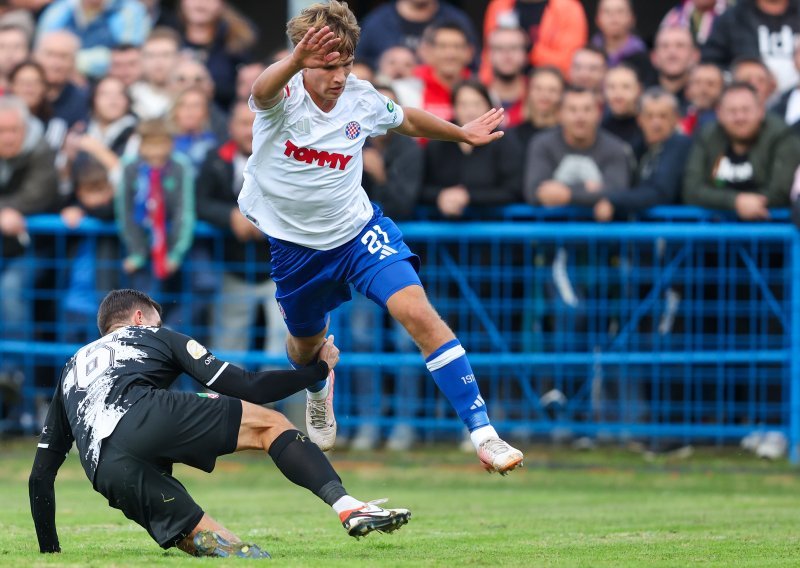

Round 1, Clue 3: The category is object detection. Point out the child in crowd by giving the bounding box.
[60,157,119,343]
[115,119,196,325]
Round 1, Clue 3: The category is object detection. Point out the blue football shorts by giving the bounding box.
[269,204,421,337]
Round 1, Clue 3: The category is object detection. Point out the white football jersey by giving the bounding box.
[239,72,405,250]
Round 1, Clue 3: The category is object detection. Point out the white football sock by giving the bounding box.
[332,495,364,515]
[307,380,329,400]
[470,425,499,450]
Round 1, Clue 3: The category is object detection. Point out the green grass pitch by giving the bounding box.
[3,441,800,567]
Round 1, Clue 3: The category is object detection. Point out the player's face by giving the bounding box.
[303,56,354,103]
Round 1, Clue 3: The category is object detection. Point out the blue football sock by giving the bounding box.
[425,339,490,432]
[287,350,327,393]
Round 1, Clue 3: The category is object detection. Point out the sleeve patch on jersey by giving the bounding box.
[387,100,395,112]
[186,339,208,360]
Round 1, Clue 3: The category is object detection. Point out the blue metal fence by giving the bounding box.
[1,210,799,461]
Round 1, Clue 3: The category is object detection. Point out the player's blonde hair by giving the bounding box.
[287,1,360,59]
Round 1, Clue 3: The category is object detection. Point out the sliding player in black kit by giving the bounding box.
[29,289,410,559]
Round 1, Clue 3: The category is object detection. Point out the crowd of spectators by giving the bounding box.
[2,0,800,446]
[352,0,800,225]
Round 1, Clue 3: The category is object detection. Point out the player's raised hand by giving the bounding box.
[461,108,505,146]
[318,335,340,370]
[292,26,342,69]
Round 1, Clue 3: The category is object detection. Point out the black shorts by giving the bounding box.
[94,388,242,549]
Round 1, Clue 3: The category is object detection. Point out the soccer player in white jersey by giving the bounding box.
[239,0,523,474]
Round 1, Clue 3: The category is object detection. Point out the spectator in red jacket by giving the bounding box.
[414,21,473,121]
[480,0,588,82]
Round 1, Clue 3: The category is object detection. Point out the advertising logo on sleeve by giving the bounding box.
[186,339,208,360]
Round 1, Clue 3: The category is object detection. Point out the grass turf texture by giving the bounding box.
[2,441,800,567]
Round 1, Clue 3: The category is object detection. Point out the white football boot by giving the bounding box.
[339,499,411,538]
[477,437,524,475]
[306,370,337,451]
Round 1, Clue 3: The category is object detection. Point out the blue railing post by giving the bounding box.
[1,211,798,450]
[790,230,800,464]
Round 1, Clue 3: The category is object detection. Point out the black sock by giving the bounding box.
[268,430,348,506]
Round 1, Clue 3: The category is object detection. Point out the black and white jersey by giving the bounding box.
[39,326,229,481]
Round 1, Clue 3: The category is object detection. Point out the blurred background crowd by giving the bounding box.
[1,0,799,453]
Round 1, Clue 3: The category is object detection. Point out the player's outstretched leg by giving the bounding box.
[387,285,524,474]
[286,331,337,451]
[237,401,411,537]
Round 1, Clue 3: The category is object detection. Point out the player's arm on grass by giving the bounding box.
[29,375,74,553]
[393,106,505,147]
[251,25,342,110]
[161,328,339,404]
